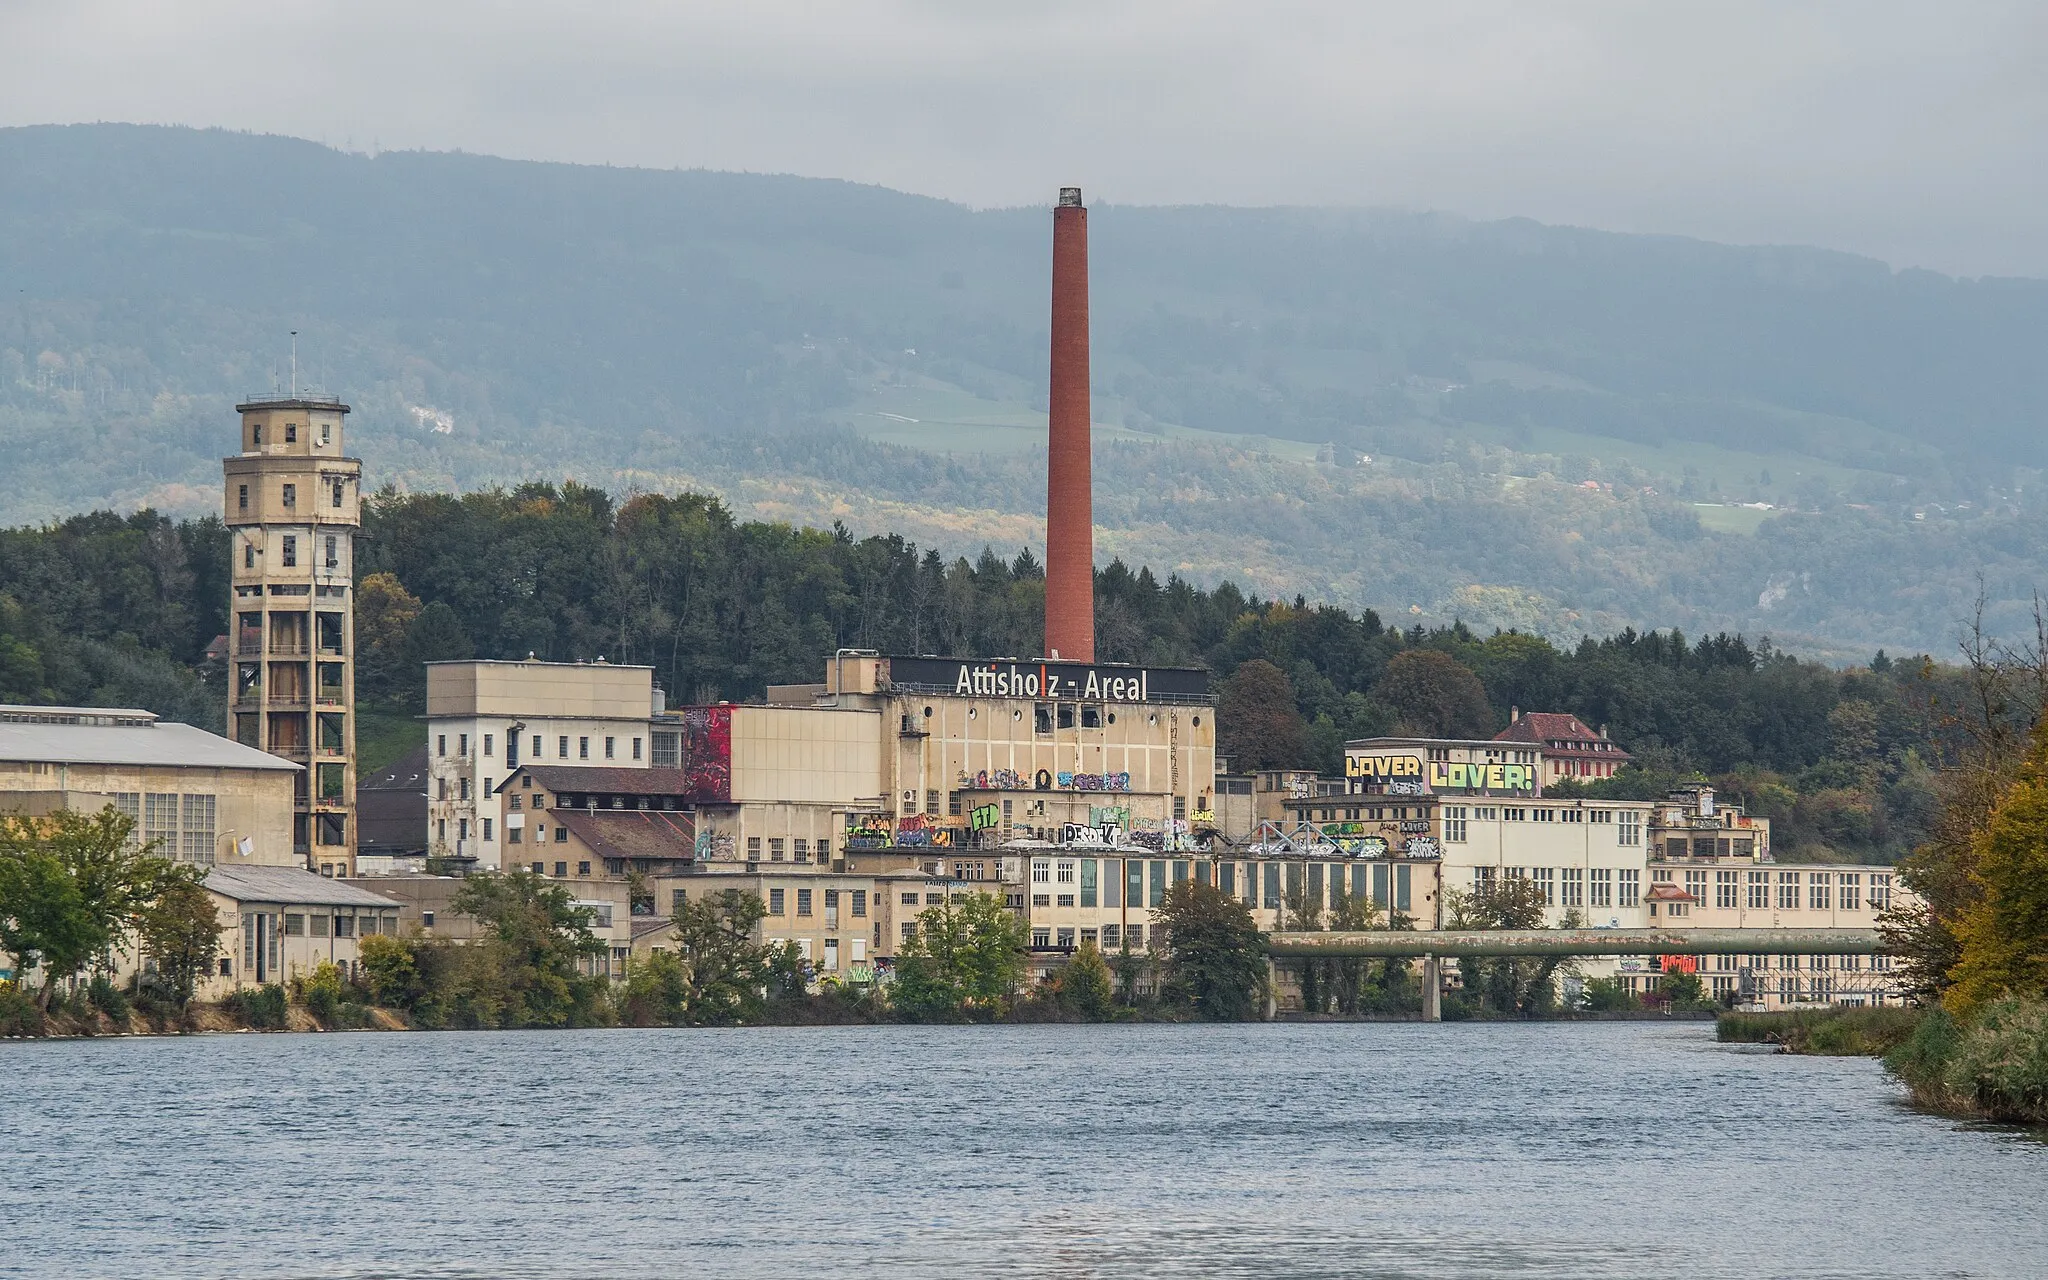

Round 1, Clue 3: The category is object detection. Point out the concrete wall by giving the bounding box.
[0,764,298,867]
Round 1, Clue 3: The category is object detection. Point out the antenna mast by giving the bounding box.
[290,330,298,396]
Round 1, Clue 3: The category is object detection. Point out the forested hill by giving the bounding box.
[0,488,1965,866]
[5,123,2048,655]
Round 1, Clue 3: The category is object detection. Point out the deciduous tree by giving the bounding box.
[1153,880,1265,1021]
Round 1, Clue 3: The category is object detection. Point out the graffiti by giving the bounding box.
[1090,806,1130,830]
[960,768,1027,791]
[969,804,1001,831]
[1056,771,1132,792]
[693,830,736,861]
[1403,836,1441,859]
[1427,761,1534,795]
[1383,780,1427,797]
[845,814,895,850]
[1346,753,1424,781]
[1356,836,1390,858]
[1061,822,1122,848]
[1189,808,1216,826]
[679,705,733,803]
[1128,817,1195,852]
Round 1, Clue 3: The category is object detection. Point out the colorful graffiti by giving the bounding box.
[1346,753,1424,781]
[1189,808,1216,826]
[693,829,736,861]
[1090,806,1130,829]
[1057,771,1132,792]
[959,768,1027,791]
[1060,822,1121,848]
[1403,836,1442,859]
[846,813,970,849]
[1127,818,1196,852]
[1427,761,1534,795]
[846,814,896,849]
[968,803,1001,831]
[678,705,733,803]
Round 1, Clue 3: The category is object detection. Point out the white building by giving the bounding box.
[423,659,664,870]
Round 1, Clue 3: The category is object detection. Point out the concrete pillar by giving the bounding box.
[1264,956,1277,1021]
[1422,954,1441,1022]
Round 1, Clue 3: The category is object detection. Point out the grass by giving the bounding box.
[1717,1005,1924,1055]
[1692,503,1774,535]
[355,705,423,775]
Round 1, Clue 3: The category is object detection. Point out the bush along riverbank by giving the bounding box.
[1717,1001,2048,1127]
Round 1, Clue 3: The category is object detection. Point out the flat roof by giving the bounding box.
[424,658,654,670]
[0,713,299,772]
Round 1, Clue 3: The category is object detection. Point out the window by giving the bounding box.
[1590,809,1613,824]
[1503,807,1526,822]
[1101,924,1121,949]
[323,535,338,569]
[1778,872,1801,911]
[244,542,255,569]
[281,535,297,567]
[1262,862,1281,909]
[1840,874,1862,912]
[1034,705,1052,734]
[483,733,494,757]
[1533,808,1555,823]
[1810,874,1832,912]
[1870,875,1892,911]
[1149,861,1168,907]
[1747,870,1770,909]
[459,778,471,802]
[1617,869,1640,908]
[1443,806,1468,842]
[925,893,945,906]
[1057,860,1076,884]
[310,913,330,937]
[1717,871,1739,909]
[554,827,567,844]
[551,861,566,877]
[1128,925,1144,948]
[558,735,569,757]
[604,736,616,760]
[482,818,493,841]
[1561,867,1584,908]
[1618,811,1642,845]
[652,732,678,766]
[285,423,298,444]
[1032,859,1050,884]
[334,915,354,938]
[797,889,813,917]
[852,890,867,917]
[792,838,809,864]
[766,838,784,863]
[633,736,643,761]
[180,794,216,864]
[579,736,590,760]
[238,484,249,512]
[508,826,522,844]
[1686,870,1708,905]
[1533,867,1555,906]
[1057,894,1075,908]
[331,478,344,507]
[281,483,296,508]
[1032,928,1053,949]
[283,913,305,936]
[769,888,786,914]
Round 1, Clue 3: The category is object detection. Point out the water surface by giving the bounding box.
[3,1022,2042,1279]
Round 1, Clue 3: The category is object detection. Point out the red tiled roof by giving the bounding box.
[1645,882,1698,902]
[1494,712,1631,759]
[553,808,696,862]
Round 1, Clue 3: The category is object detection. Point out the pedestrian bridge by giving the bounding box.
[1261,928,1886,1021]
[1265,927,1884,958]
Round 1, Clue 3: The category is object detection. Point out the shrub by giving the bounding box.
[0,982,43,1036]
[87,973,131,1022]
[1582,977,1637,1012]
[226,983,288,1029]
[1718,1006,1922,1055]
[1938,998,2048,1125]
[294,962,349,1026]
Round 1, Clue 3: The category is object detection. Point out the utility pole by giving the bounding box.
[289,331,298,396]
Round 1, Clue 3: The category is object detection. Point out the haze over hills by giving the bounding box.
[4,122,2047,658]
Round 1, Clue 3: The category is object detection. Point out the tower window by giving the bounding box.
[244,543,255,569]
[281,536,297,567]
[281,483,296,508]
[285,424,297,443]
[331,479,344,508]
[237,484,248,511]
[321,424,332,446]
[252,424,263,445]
[324,536,338,569]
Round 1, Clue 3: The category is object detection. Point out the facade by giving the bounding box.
[1493,709,1632,782]
[0,704,301,866]
[224,395,362,871]
[201,865,402,993]
[367,874,637,978]
[1648,784,1772,860]
[424,659,663,870]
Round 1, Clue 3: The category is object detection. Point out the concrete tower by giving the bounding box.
[1045,186,1095,662]
[224,396,362,874]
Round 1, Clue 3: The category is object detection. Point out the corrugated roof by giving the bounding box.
[205,865,401,907]
[0,717,300,771]
[553,809,695,862]
[517,765,693,795]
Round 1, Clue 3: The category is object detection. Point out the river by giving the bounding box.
[2,1021,2043,1279]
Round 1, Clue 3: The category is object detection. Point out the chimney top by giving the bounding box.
[1058,187,1083,208]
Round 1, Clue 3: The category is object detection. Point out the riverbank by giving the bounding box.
[1717,1001,2048,1127]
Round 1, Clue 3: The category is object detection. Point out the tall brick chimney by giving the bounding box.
[1045,186,1094,662]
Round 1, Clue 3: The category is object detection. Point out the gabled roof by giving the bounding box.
[512,765,693,795]
[1644,882,1698,903]
[553,808,696,862]
[1494,712,1630,757]
[361,744,429,793]
[205,865,401,908]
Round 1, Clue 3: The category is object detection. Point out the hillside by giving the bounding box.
[5,123,2048,655]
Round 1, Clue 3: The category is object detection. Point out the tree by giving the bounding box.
[891,892,1026,1021]
[135,870,222,1009]
[1153,880,1265,1021]
[1945,720,2048,1016]
[357,932,427,1009]
[620,949,692,1026]
[1375,649,1494,739]
[353,571,421,703]
[1217,659,1309,770]
[1656,969,1708,1010]
[1446,877,1575,1015]
[0,806,173,1006]
[668,887,775,1025]
[449,870,611,1028]
[1061,939,1115,1021]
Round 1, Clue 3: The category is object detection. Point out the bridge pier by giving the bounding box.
[1264,956,1277,1021]
[1422,954,1441,1023]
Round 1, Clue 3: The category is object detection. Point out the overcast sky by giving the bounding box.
[5,1,2045,277]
